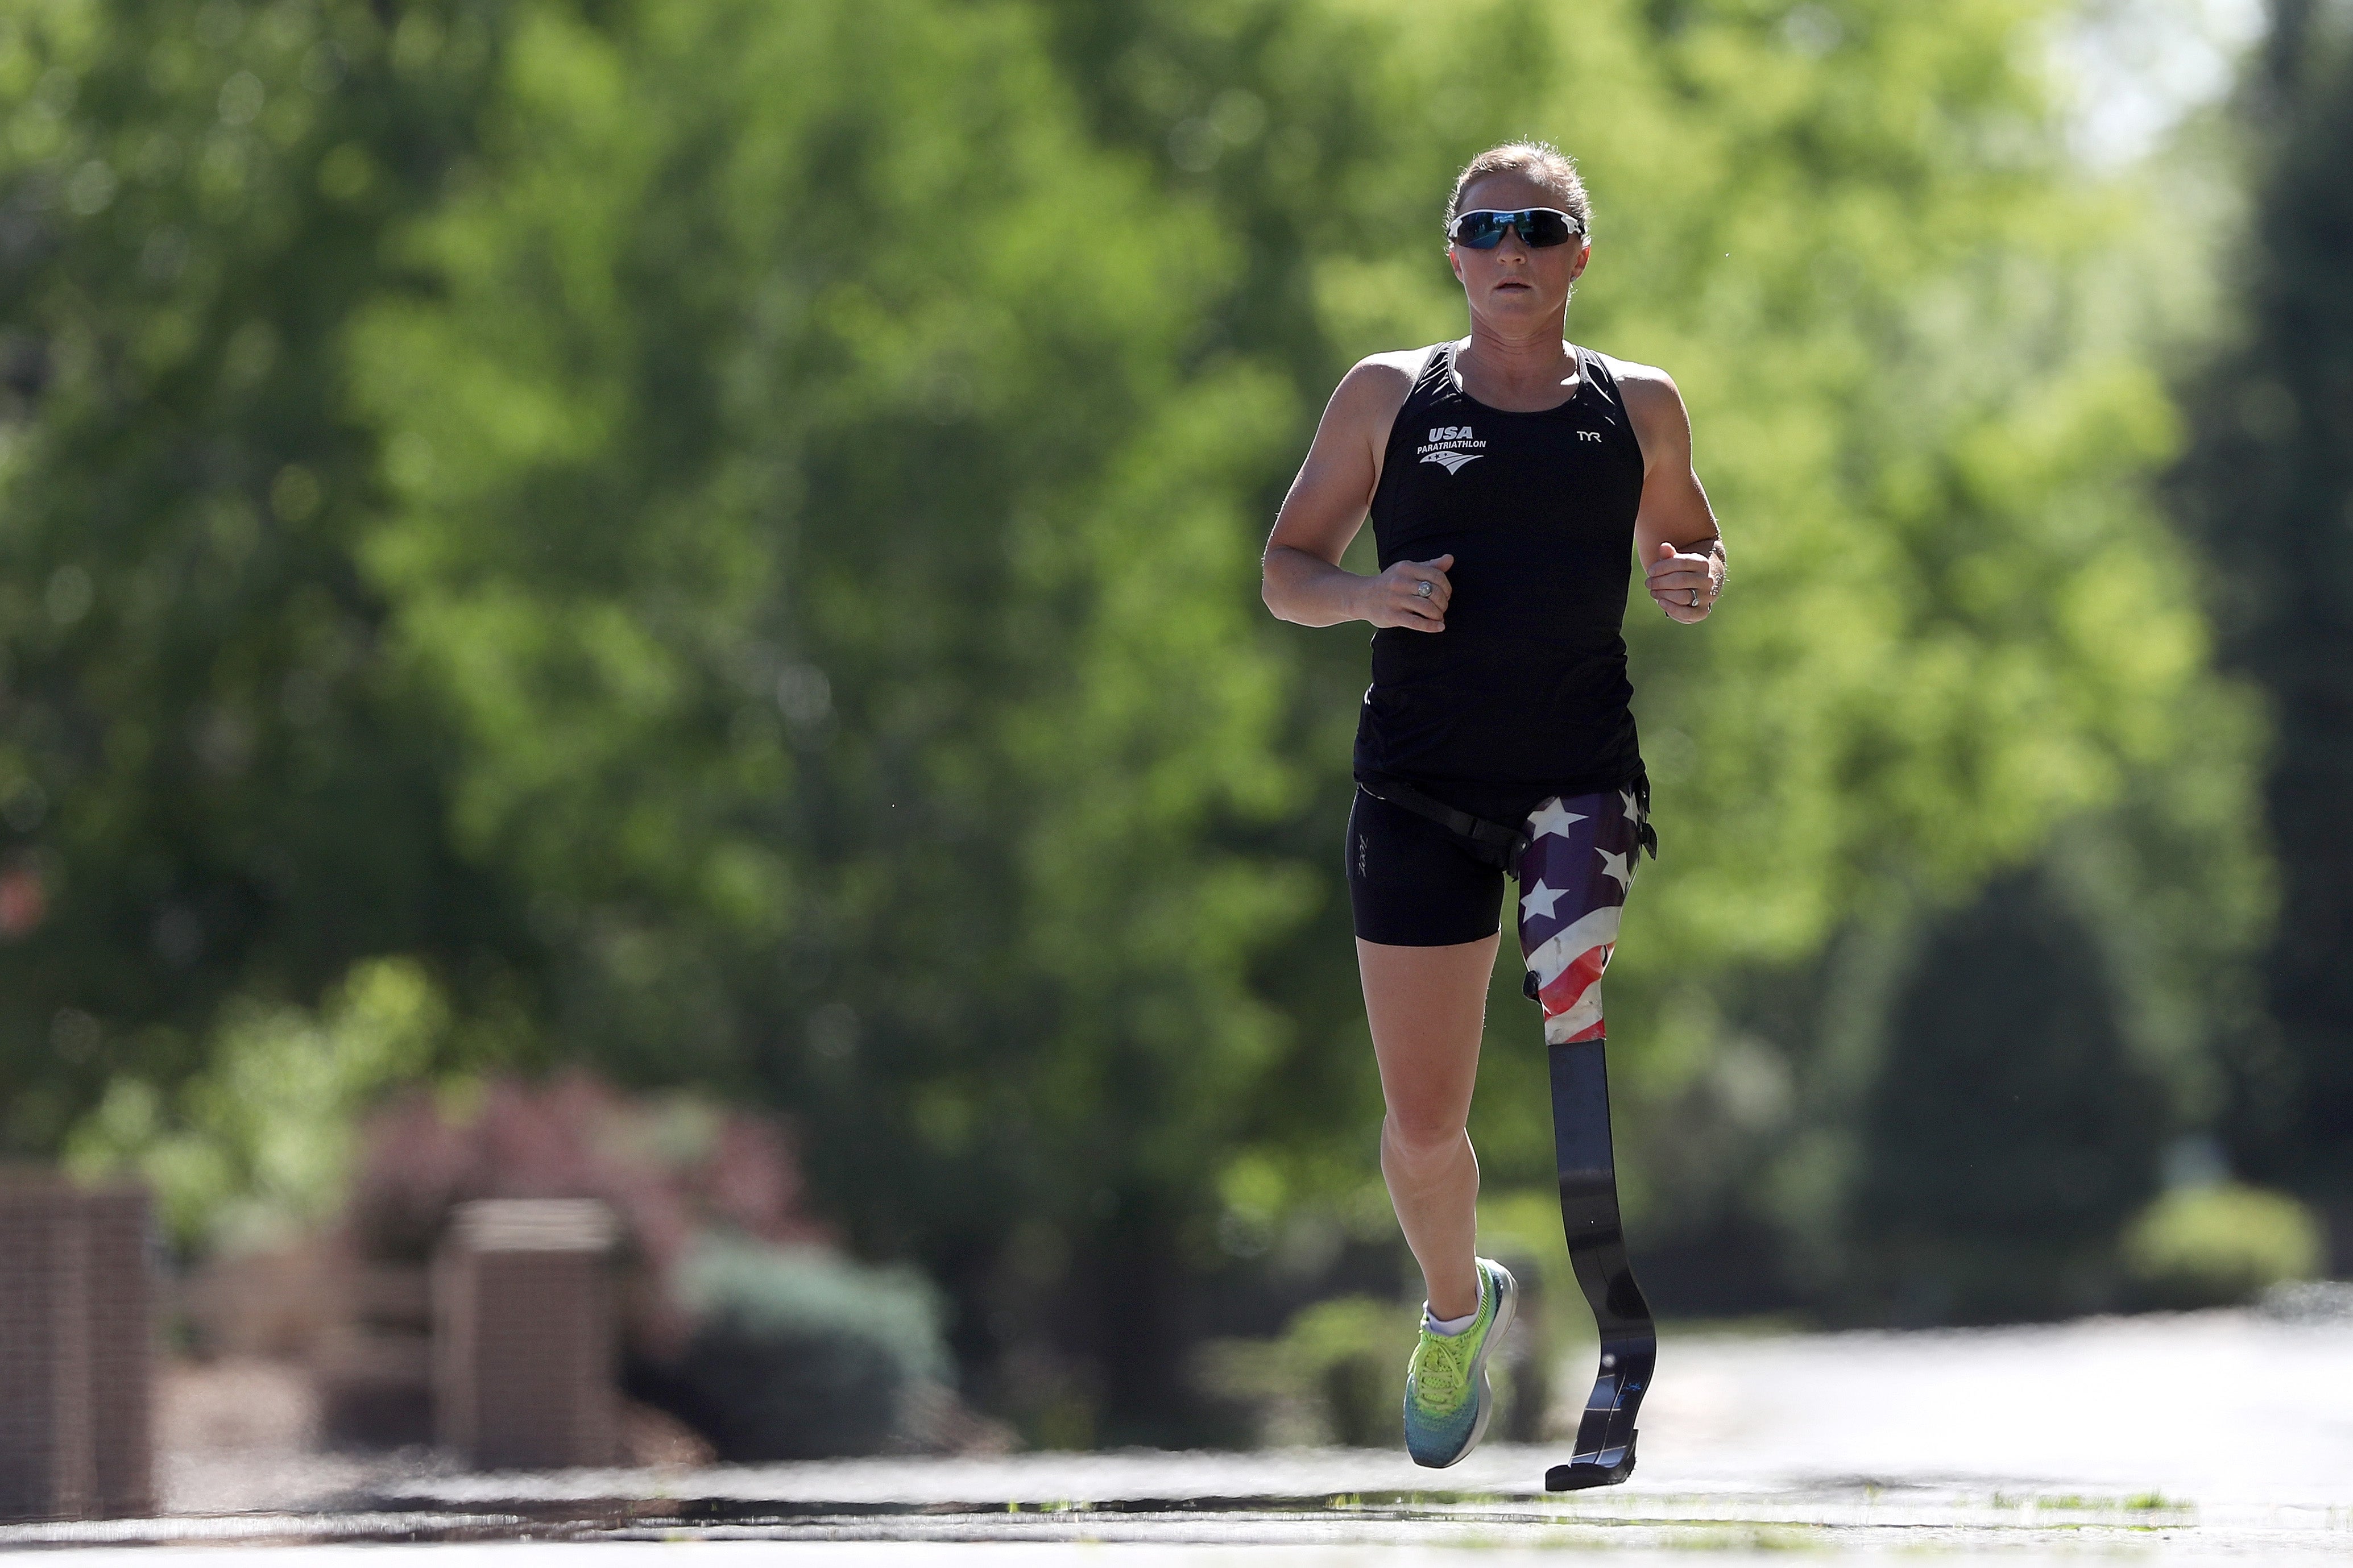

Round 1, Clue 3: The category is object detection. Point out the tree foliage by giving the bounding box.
[0,0,517,1149]
[0,0,2279,1436]
[343,0,1308,1436]
[1039,0,2268,1314]
[2177,0,2353,1214]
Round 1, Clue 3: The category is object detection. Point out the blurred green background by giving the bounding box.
[3,0,2350,1450]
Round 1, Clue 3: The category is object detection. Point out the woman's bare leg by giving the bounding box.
[1357,934,1498,1321]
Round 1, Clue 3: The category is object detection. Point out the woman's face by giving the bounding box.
[1447,172,1590,333]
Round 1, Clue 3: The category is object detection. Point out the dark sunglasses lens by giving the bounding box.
[1517,210,1575,247]
[1451,212,1509,248]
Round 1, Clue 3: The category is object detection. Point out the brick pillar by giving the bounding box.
[0,1178,95,1523]
[0,1179,156,1523]
[82,1187,155,1518]
[433,1200,619,1470]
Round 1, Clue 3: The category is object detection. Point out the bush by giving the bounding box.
[1847,873,2171,1324]
[346,1073,960,1457]
[641,1238,951,1460]
[345,1073,830,1271]
[1196,1295,1405,1449]
[65,961,448,1255]
[2122,1184,2324,1309]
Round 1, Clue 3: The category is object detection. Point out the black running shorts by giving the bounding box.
[1344,786,1505,947]
[1345,780,1648,1040]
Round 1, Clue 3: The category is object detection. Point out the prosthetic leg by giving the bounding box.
[1373,775,1660,1486]
[1513,784,1656,1491]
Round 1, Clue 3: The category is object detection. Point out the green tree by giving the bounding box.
[0,0,520,1148]
[2177,0,2353,1238]
[0,0,2283,1453]
[344,0,1308,1441]
[1035,0,2269,1316]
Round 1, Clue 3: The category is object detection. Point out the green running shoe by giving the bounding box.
[1402,1257,1517,1467]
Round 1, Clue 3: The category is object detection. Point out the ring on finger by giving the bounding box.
[1689,588,1702,608]
[1413,580,1434,599]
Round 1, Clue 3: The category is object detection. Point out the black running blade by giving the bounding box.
[1546,1040,1654,1496]
[1546,1432,1637,1491]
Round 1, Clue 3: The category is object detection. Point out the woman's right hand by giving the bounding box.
[1362,554,1455,632]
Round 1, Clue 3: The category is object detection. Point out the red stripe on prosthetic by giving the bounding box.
[1539,942,1613,1018]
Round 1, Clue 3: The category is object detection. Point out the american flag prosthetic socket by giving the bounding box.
[1515,785,1645,1043]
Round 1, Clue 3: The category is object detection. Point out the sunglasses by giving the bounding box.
[1447,208,1584,250]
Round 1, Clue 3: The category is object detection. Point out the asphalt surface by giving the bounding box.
[16,1306,2353,1562]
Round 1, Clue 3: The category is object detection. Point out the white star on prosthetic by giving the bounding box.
[1521,880,1567,920]
[1597,847,1633,892]
[1526,799,1588,841]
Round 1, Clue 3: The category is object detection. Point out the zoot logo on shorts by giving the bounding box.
[1418,424,1485,474]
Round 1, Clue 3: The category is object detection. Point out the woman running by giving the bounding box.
[1261,142,1724,1467]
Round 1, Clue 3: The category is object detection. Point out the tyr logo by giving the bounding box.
[1576,430,1602,443]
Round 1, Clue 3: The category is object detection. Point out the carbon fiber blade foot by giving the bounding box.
[1546,1433,1637,1491]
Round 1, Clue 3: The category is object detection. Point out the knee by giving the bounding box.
[1383,1109,1467,1165]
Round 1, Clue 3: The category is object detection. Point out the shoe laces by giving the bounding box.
[1414,1325,1473,1408]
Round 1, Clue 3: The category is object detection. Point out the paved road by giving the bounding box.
[19,1308,2353,1562]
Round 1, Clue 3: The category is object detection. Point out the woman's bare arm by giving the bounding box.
[1616,359,1725,623]
[1263,352,1461,633]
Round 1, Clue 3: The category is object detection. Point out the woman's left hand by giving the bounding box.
[1644,540,1720,623]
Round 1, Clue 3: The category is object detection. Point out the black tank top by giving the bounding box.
[1352,341,1646,822]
